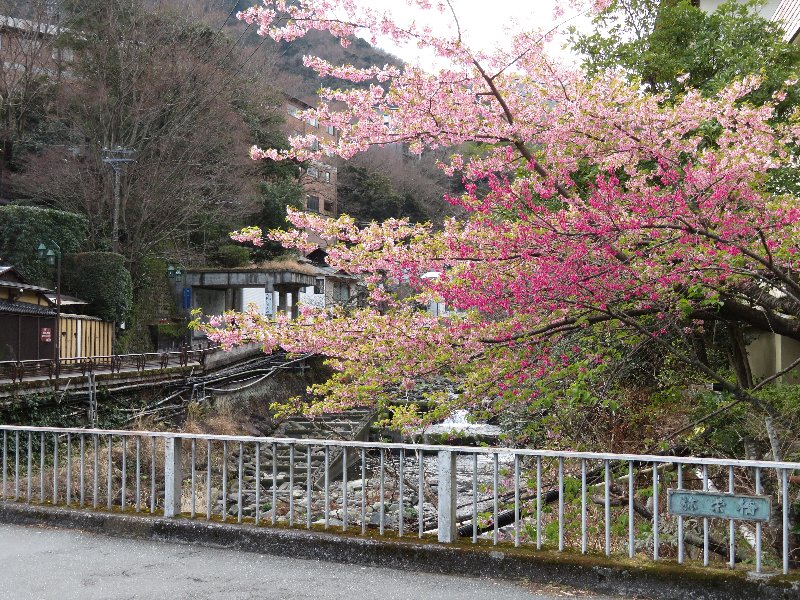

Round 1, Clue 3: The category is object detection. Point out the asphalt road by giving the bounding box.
[0,523,623,600]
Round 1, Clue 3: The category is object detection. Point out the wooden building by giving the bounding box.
[0,265,113,362]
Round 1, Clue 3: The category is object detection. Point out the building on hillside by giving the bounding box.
[299,251,360,310]
[0,264,112,362]
[285,95,339,216]
[420,272,461,318]
[0,14,71,77]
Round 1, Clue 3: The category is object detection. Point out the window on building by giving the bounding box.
[306,195,320,212]
[326,125,336,136]
[306,166,319,179]
[308,116,318,128]
[314,278,324,295]
[287,105,301,118]
[321,171,331,183]
[333,282,350,303]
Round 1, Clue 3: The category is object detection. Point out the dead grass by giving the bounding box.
[253,258,319,276]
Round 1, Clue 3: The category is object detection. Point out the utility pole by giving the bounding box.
[102,146,136,253]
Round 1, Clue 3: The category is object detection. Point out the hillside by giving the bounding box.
[273,29,406,103]
[219,1,405,103]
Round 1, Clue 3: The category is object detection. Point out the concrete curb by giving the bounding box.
[1,503,797,600]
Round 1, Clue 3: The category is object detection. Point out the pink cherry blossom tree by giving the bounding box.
[201,0,800,445]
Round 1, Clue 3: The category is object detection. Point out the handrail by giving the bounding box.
[0,424,797,470]
[0,345,221,383]
[0,423,796,575]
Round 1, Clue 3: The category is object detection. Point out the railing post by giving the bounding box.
[164,437,183,518]
[437,450,457,543]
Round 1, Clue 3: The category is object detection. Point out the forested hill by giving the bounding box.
[225,1,406,103]
[274,29,406,102]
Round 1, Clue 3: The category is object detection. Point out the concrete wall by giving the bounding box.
[193,287,226,315]
[747,332,800,385]
[241,288,268,314]
[299,285,325,309]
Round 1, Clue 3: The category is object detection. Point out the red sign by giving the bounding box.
[40,327,52,343]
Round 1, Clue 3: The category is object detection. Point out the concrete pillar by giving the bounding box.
[164,437,183,518]
[277,288,287,314]
[437,450,457,542]
[290,289,300,319]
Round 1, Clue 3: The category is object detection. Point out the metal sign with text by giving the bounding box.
[667,489,771,522]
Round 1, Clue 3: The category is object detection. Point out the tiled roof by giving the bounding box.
[0,280,55,295]
[0,299,56,317]
[0,264,23,281]
[44,293,87,306]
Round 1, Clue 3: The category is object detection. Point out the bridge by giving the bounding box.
[0,424,797,599]
[0,347,213,399]
[0,343,307,402]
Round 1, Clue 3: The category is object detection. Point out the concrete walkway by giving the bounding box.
[0,524,620,600]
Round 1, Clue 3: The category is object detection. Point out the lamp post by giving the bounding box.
[167,264,190,348]
[102,146,136,253]
[37,240,61,382]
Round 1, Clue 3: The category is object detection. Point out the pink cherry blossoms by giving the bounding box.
[202,0,800,427]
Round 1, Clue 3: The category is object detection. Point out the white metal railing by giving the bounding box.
[0,424,797,575]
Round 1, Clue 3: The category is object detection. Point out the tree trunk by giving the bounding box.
[725,322,753,389]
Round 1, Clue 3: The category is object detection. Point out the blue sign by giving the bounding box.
[182,287,191,310]
[667,489,770,522]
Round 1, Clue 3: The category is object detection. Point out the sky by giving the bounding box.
[349,0,592,69]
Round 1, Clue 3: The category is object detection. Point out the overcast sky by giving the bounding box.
[350,0,592,68]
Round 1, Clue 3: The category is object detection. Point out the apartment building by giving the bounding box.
[285,96,339,217]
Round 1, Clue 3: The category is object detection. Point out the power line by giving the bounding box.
[217,0,239,33]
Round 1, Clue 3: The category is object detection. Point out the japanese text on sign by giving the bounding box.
[667,489,770,522]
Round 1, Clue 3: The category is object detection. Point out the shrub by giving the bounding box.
[214,244,251,268]
[0,206,87,285]
[62,252,132,323]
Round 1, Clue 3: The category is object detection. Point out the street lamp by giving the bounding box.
[37,240,61,382]
[167,264,184,280]
[102,146,136,254]
[167,263,190,349]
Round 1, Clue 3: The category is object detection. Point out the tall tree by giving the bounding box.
[571,0,800,104]
[337,164,428,224]
[15,0,285,267]
[0,1,61,198]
